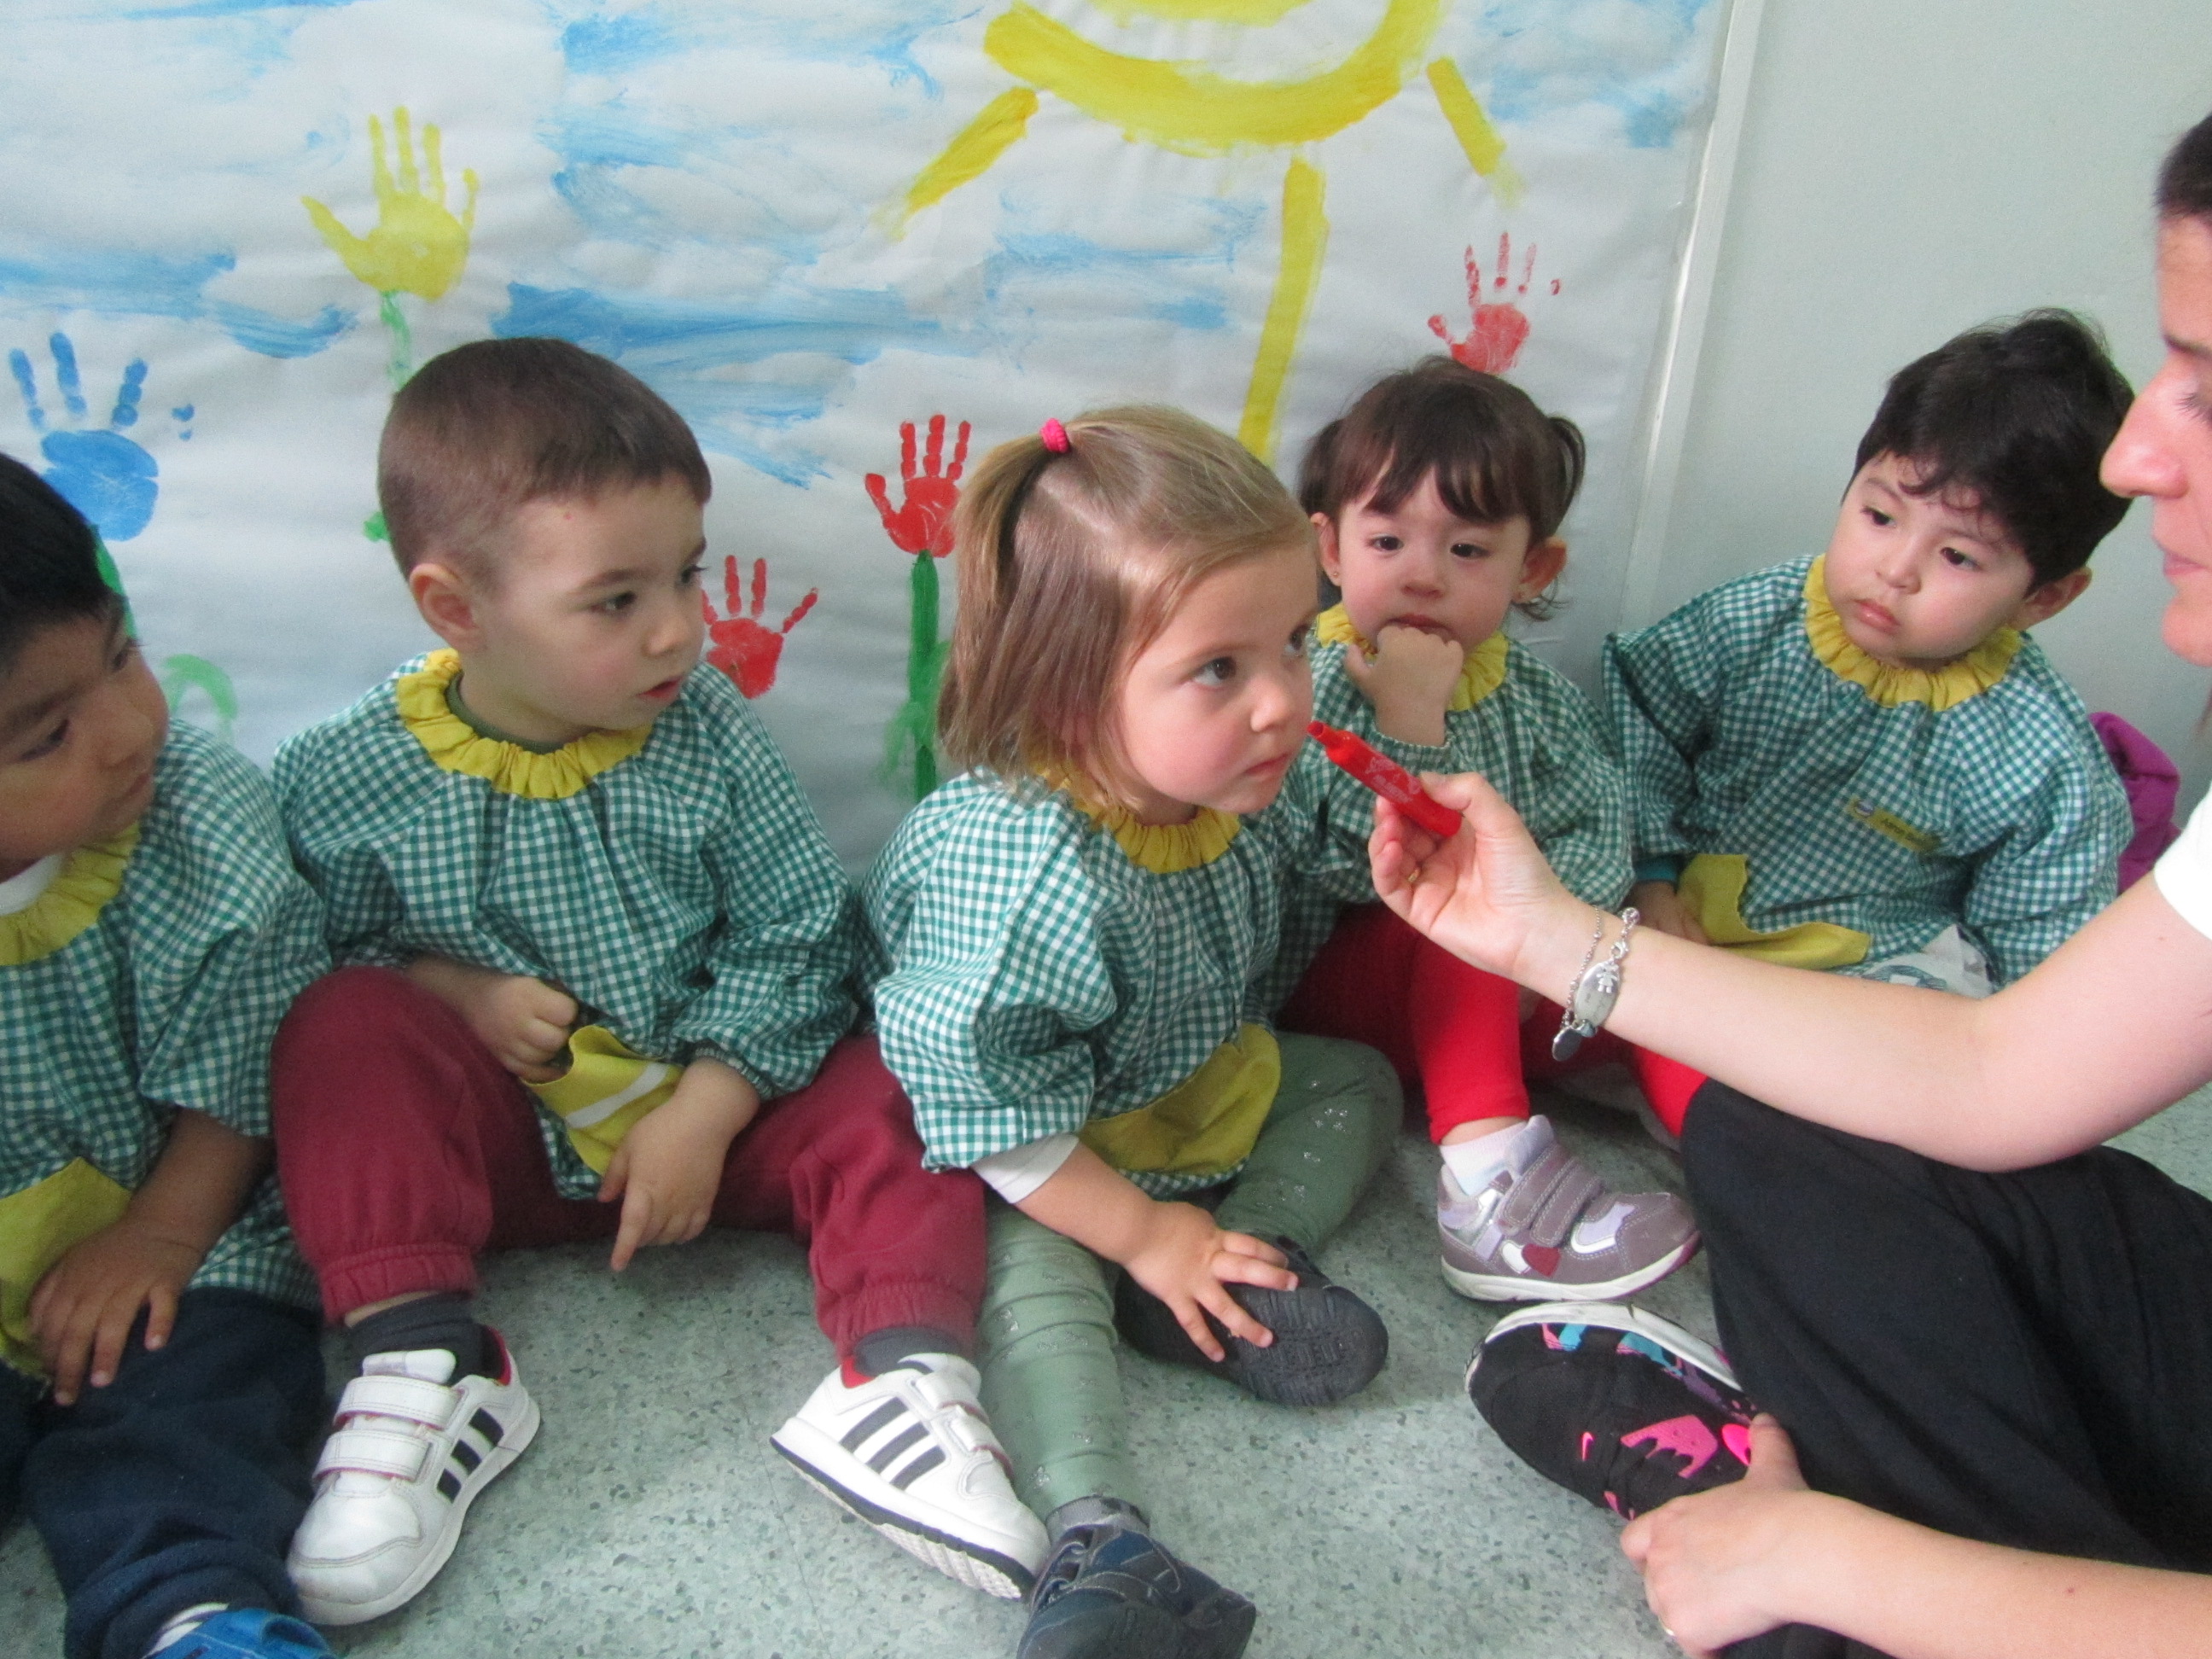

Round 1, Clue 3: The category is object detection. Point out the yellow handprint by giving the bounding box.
[303,108,478,387]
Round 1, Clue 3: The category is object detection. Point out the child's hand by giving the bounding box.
[1345,622,1463,747]
[30,1217,203,1406]
[406,956,577,1081]
[1633,880,1709,945]
[599,1057,758,1271]
[1120,1202,1295,1362]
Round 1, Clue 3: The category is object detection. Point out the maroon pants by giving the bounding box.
[1279,903,1707,1139]
[271,967,985,1365]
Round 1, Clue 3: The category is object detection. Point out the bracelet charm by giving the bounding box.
[1551,907,1639,1062]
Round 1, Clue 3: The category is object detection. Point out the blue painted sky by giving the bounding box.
[1473,0,1722,147]
[3,0,1725,488]
[0,247,352,358]
[495,282,965,484]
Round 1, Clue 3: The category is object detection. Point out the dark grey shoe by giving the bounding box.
[1018,1516,1255,1659]
[1112,1240,1387,1406]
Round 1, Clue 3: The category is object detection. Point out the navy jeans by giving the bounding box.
[1683,1084,2212,1659]
[0,1289,324,1659]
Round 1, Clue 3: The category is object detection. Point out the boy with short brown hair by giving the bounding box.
[271,339,1041,1627]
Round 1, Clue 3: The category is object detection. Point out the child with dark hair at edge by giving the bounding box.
[1266,357,1698,1306]
[1593,311,2134,1138]
[267,338,1041,1628]
[0,453,335,1659]
[864,407,1402,1659]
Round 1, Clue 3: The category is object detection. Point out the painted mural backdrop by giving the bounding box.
[3,0,1728,864]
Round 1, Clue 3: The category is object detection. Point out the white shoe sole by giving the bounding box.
[294,1389,542,1626]
[1441,1236,1698,1305]
[1472,1301,1740,1391]
[771,1420,1036,1600]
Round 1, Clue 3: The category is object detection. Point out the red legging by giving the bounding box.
[1277,904,1706,1140]
[271,966,986,1365]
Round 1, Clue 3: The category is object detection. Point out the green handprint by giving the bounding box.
[303,107,479,388]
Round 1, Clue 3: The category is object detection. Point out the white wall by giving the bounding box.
[1644,0,2212,809]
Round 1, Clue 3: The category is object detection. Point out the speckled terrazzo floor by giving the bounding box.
[7,1088,2212,1659]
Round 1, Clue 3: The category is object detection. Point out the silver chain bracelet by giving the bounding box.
[1551,907,1639,1062]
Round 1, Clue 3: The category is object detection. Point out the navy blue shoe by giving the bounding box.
[148,1609,335,1659]
[1114,1240,1388,1406]
[1018,1518,1255,1659]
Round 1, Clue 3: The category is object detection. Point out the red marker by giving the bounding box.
[1306,720,1462,839]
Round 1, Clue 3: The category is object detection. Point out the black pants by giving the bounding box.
[1681,1085,2212,1659]
[0,1289,325,1659]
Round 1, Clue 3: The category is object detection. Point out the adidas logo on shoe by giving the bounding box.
[772,1354,1047,1599]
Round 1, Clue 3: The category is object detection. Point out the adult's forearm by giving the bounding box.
[1780,1501,2212,1659]
[1512,880,2212,1170]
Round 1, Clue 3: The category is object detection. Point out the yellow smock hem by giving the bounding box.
[0,827,138,967]
[0,1159,133,1377]
[1080,1025,1280,1180]
[1803,558,2019,712]
[1678,853,1871,971]
[397,649,650,800]
[525,1025,684,1176]
[1314,605,1510,712]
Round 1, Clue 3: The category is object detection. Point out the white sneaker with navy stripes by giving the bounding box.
[288,1337,539,1625]
[771,1353,1046,1599]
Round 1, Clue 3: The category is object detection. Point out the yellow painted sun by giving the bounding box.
[892,0,1517,459]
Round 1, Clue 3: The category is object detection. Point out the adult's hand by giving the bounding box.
[1367,768,1593,989]
[1622,1415,1828,1655]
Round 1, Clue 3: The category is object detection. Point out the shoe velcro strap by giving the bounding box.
[905,1371,967,1414]
[316,1424,434,1481]
[335,1373,463,1430]
[1501,1145,1605,1249]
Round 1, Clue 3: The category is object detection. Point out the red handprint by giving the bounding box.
[865,414,970,557]
[1429,233,1559,375]
[703,556,819,698]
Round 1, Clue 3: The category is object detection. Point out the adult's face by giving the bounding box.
[2103,214,2212,665]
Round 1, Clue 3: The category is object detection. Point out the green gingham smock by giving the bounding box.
[864,772,1315,1198]
[1604,555,2129,987]
[0,723,323,1316]
[1260,626,1633,1010]
[274,656,859,1201]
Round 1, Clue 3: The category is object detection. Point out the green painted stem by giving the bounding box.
[906,550,941,799]
[380,291,413,390]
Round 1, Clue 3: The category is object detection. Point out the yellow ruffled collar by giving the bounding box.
[1802,558,2018,712]
[1038,770,1242,874]
[397,650,651,800]
[1314,605,1509,712]
[0,827,138,967]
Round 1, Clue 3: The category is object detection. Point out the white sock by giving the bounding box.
[147,1604,227,1656]
[1440,1115,1549,1190]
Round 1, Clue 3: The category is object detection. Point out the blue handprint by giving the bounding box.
[9,333,236,743]
[9,333,166,541]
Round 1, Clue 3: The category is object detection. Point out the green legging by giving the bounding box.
[975,1033,1400,1518]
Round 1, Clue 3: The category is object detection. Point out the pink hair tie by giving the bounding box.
[1039,418,1072,454]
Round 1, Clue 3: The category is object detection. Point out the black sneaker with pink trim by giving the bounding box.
[1466,1302,1755,1521]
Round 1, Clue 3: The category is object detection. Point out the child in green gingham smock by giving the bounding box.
[271,341,1025,1630]
[275,649,857,1205]
[866,405,1405,1655]
[865,767,1399,1508]
[2,715,329,1659]
[3,722,323,1328]
[1266,610,1631,1012]
[1606,553,2129,997]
